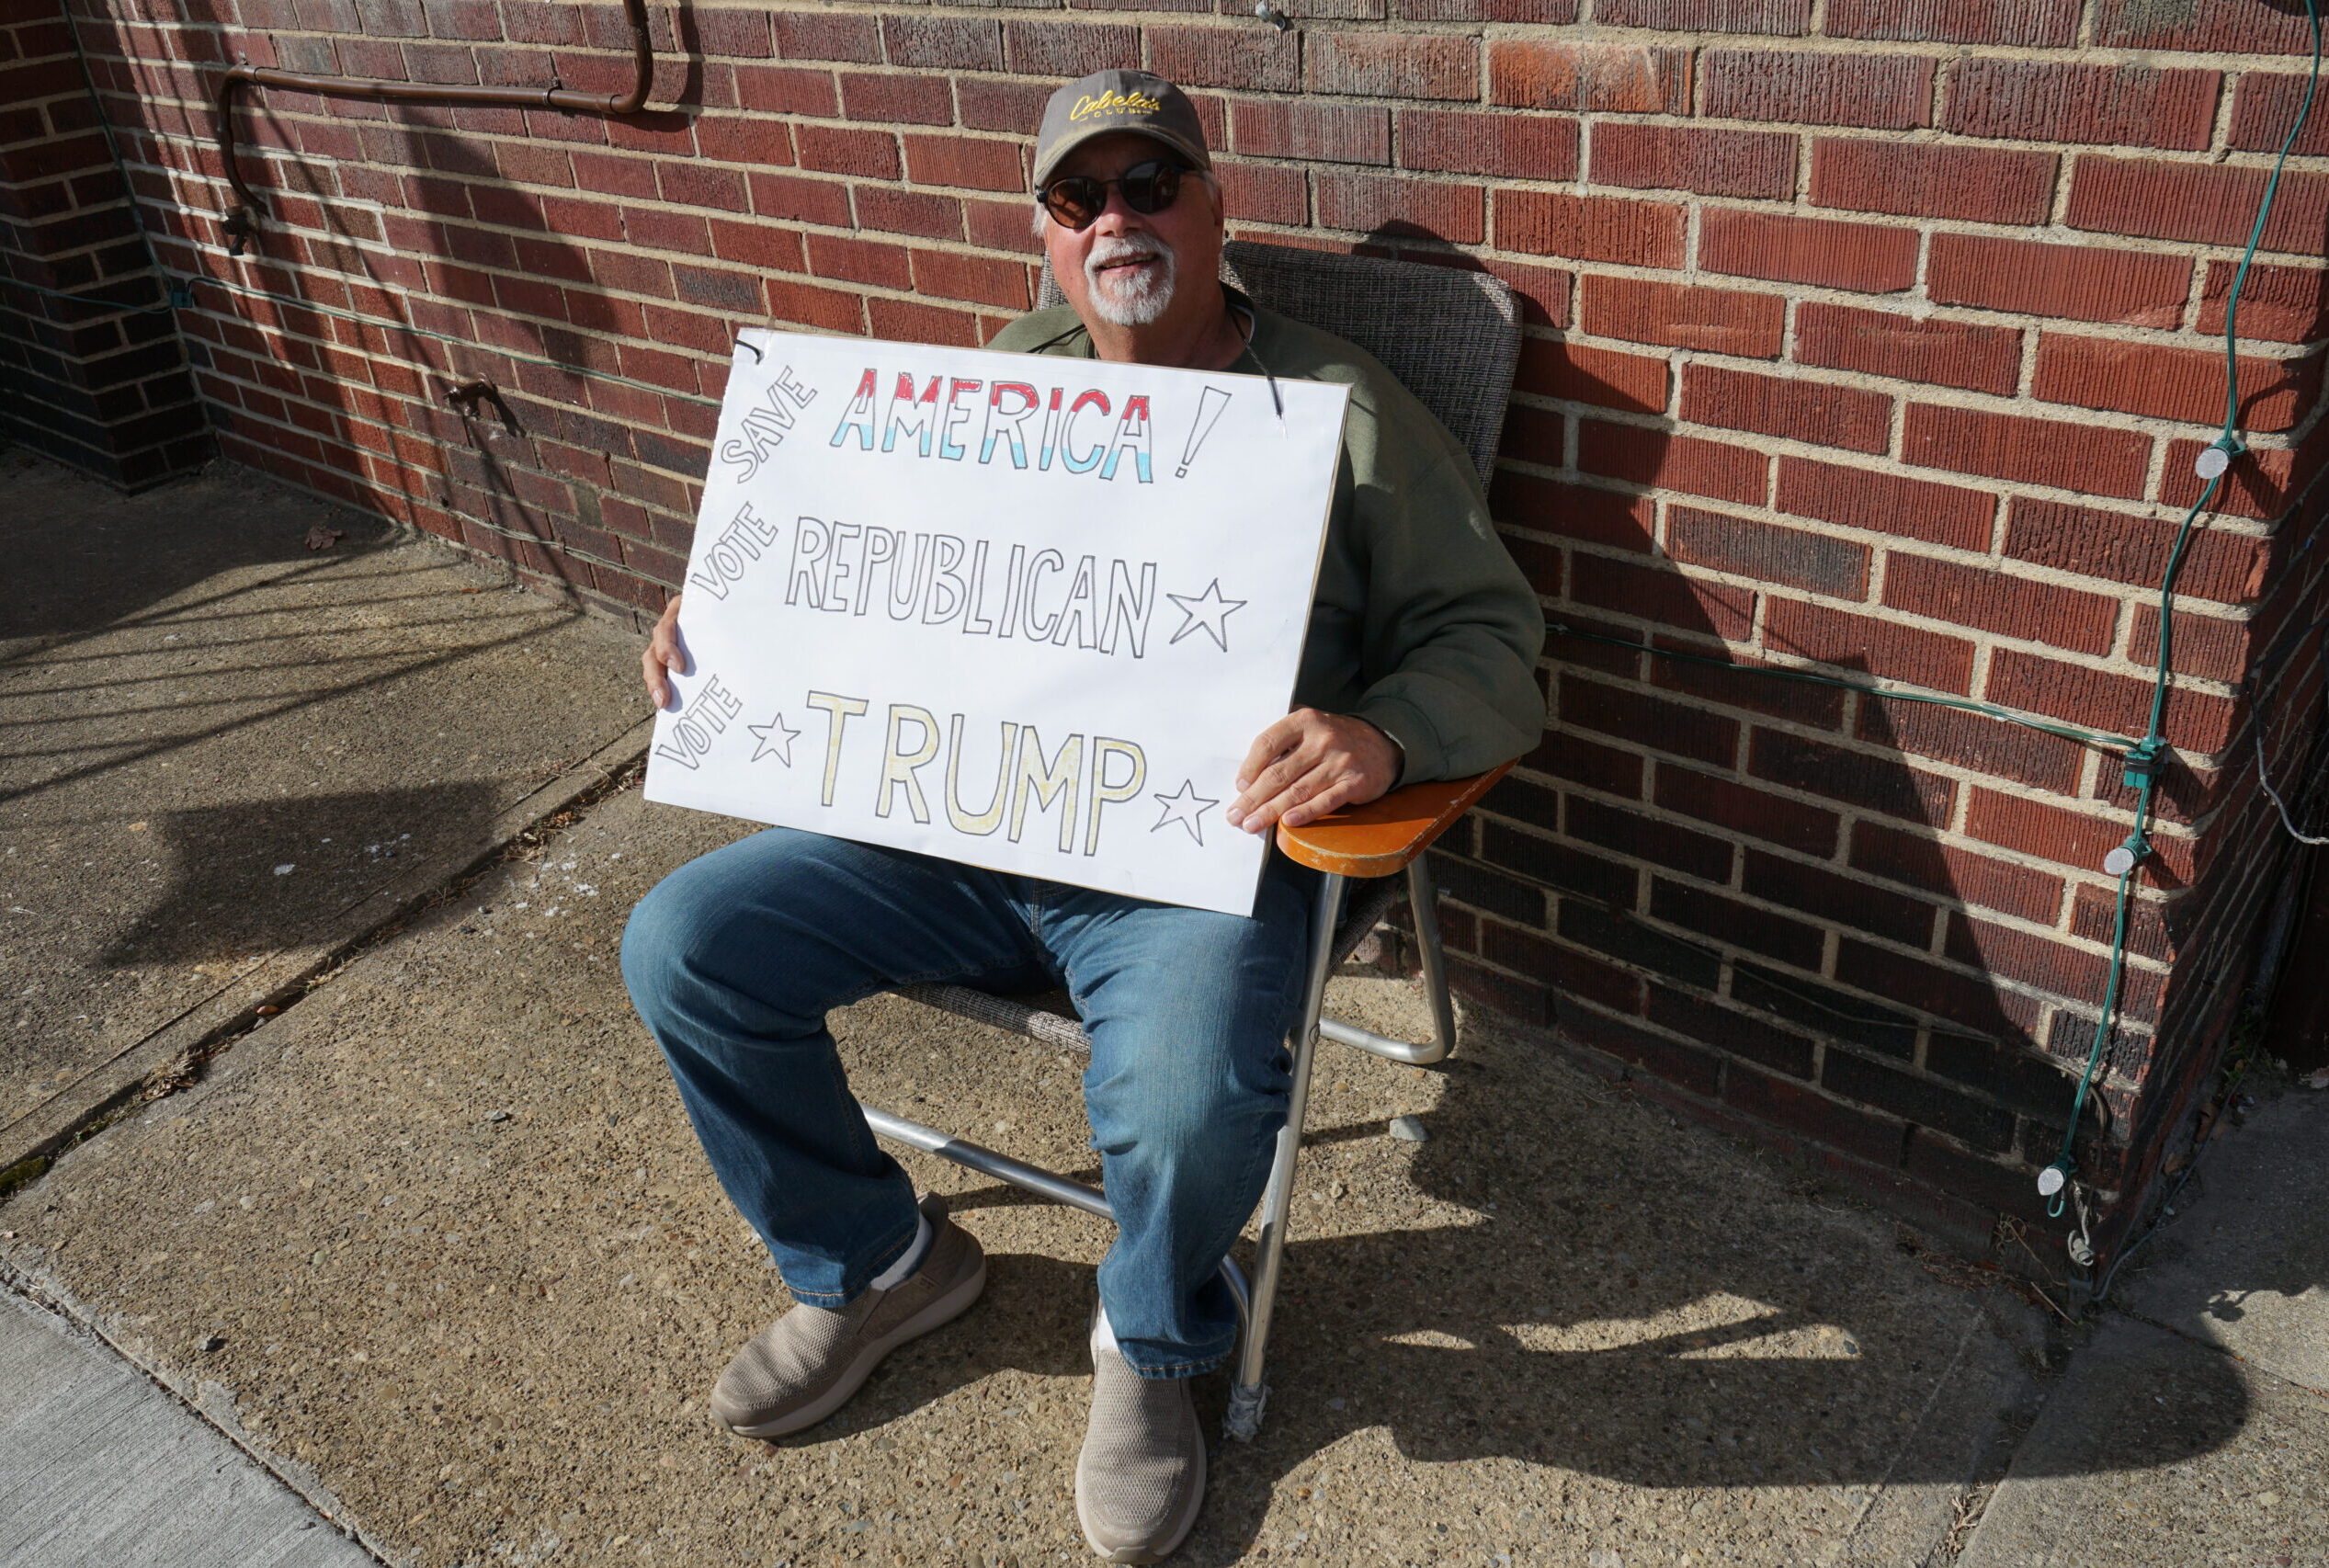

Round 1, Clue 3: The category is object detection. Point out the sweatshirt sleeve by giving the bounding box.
[1343,382,1547,785]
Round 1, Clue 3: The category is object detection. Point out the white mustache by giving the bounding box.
[1087,236,1170,275]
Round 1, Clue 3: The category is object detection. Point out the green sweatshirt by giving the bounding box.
[986,290,1548,784]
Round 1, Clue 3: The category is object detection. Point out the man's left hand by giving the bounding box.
[1227,709,1401,835]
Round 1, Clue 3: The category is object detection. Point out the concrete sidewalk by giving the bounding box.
[4,451,2320,1568]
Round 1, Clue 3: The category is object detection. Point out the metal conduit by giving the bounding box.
[210,0,655,256]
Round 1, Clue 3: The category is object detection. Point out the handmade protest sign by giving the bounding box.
[642,328,1351,917]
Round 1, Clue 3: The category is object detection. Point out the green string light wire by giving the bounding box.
[2043,0,2323,1224]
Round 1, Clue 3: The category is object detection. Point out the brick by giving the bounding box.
[840,72,956,127]
[1589,122,1796,200]
[1901,404,2149,499]
[1703,50,1935,131]
[2160,437,2318,523]
[732,64,838,117]
[1560,1007,1726,1096]
[1305,31,1477,100]
[2033,335,2316,435]
[1557,901,1723,991]
[1496,190,1685,267]
[1769,451,1994,550]
[1568,794,1737,882]
[1398,0,1577,17]
[1795,302,2020,397]
[1762,597,1976,691]
[1449,955,1552,1028]
[1882,554,2119,655]
[696,8,774,58]
[1726,1063,1907,1163]
[794,123,900,180]
[867,296,978,347]
[2197,259,2327,345]
[1480,818,1641,904]
[2067,157,2329,254]
[807,232,912,290]
[1680,364,1891,455]
[1233,100,1390,165]
[1314,171,1485,244]
[1983,649,2235,755]
[1395,108,1577,180]
[1928,234,2190,330]
[1858,699,2087,799]
[1484,920,1648,1015]
[1749,728,1954,824]
[1560,673,1739,766]
[1487,40,1689,114]
[2094,0,2322,57]
[1646,645,1846,728]
[2004,497,2266,606]
[1946,915,2111,1005]
[749,170,853,228]
[1429,852,1547,924]
[960,78,1053,133]
[1001,20,1135,77]
[855,186,963,241]
[1658,767,1840,857]
[1650,877,1825,968]
[1575,423,1767,506]
[903,133,1025,192]
[1568,553,1755,642]
[1494,473,1657,551]
[1809,138,2055,225]
[1850,820,2064,923]
[1216,161,1305,225]
[1944,60,2220,152]
[1826,0,2078,45]
[775,10,880,63]
[1669,506,1869,598]
[2229,72,2329,158]
[1743,847,1937,947]
[2128,602,2250,686]
[1733,960,1920,1056]
[1703,210,1918,296]
[1516,337,1667,414]
[1652,990,1820,1080]
[1599,0,1810,28]
[1581,275,1783,358]
[1823,1049,2016,1151]
[882,16,1003,72]
[1144,26,1299,93]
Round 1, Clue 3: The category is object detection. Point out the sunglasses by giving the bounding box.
[1038,158,1191,231]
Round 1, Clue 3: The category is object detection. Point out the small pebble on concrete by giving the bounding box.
[1389,1115,1428,1142]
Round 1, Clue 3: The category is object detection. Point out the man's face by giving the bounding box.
[1040,131,1222,330]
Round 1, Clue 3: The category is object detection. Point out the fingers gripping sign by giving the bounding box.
[1226,708,1401,835]
[644,593,689,710]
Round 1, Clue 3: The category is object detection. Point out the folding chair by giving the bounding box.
[860,241,1525,1440]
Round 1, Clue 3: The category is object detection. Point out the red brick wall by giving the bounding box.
[1,1,207,486]
[38,0,2329,1252]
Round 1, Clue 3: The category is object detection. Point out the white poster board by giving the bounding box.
[642,328,1351,917]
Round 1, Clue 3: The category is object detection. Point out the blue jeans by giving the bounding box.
[619,827,1319,1379]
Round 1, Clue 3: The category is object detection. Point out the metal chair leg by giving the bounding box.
[1318,856,1457,1066]
[859,1102,1252,1335]
[1224,869,1345,1442]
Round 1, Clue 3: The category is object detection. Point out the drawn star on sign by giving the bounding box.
[748,712,802,766]
[1165,579,1246,653]
[1150,779,1220,846]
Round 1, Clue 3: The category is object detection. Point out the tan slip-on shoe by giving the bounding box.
[709,1193,985,1439]
[1074,1342,1207,1563]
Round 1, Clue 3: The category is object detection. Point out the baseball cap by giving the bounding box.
[1031,69,1211,188]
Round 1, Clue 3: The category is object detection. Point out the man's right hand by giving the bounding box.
[642,593,687,709]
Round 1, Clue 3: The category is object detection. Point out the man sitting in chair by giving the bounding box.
[621,68,1544,1564]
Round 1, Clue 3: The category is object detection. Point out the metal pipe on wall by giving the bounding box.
[210,0,655,256]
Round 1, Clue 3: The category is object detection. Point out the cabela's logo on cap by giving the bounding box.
[1071,87,1164,121]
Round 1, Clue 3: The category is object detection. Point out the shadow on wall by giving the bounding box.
[112,0,720,619]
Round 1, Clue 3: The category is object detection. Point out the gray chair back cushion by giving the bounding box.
[1035,241,1520,487]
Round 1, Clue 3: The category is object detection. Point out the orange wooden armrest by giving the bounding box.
[1273,760,1513,879]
